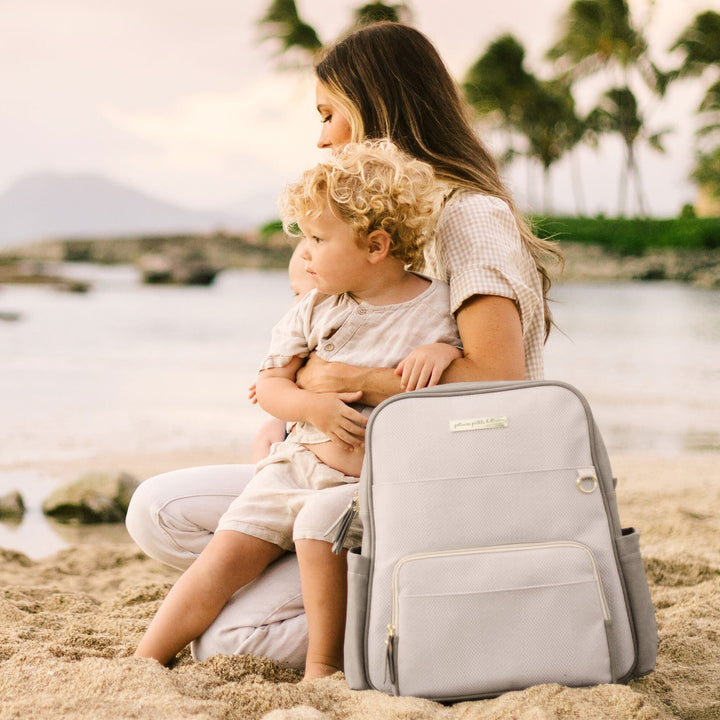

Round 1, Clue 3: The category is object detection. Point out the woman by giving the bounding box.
[126,21,562,670]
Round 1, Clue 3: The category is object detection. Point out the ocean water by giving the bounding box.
[545,280,720,456]
[1,262,719,556]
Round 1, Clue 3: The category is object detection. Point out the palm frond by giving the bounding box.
[669,10,720,74]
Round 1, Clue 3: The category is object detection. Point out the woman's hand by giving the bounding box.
[295,354,353,394]
[297,353,403,407]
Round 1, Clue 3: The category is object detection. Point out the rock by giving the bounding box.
[632,265,667,281]
[0,491,25,519]
[137,249,220,286]
[0,259,92,292]
[54,279,91,293]
[137,253,173,284]
[42,471,140,524]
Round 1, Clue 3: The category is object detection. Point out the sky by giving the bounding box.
[2,0,719,222]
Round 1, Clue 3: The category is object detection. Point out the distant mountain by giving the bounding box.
[0,173,254,248]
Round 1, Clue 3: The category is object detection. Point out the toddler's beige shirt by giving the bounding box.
[260,277,461,445]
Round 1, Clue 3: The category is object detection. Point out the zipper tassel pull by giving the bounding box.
[331,491,359,554]
[384,624,397,690]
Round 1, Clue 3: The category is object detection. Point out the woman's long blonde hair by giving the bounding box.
[316,22,563,339]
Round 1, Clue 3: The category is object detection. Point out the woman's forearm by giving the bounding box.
[351,365,404,407]
[296,358,402,406]
[438,352,524,384]
[445,294,526,381]
[296,294,526,406]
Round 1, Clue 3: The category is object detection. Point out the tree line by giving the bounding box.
[259,0,720,218]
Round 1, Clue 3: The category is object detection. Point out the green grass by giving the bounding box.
[532,216,720,255]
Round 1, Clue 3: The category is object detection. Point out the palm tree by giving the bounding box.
[547,0,639,76]
[523,78,584,213]
[546,0,664,89]
[259,1,410,65]
[546,0,669,215]
[259,0,322,64]
[670,11,720,210]
[691,146,720,200]
[586,87,668,216]
[670,11,720,76]
[464,37,534,175]
[353,1,411,25]
[464,34,538,124]
[465,34,584,213]
[696,80,720,144]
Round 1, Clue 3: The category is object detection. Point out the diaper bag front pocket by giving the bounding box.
[386,541,614,700]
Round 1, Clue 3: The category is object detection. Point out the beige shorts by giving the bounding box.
[216,440,362,552]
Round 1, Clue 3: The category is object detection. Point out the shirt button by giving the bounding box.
[324,343,335,352]
[357,307,366,314]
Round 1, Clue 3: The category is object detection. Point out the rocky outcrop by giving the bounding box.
[0,491,25,520]
[0,260,91,292]
[137,249,220,285]
[2,231,295,270]
[558,243,720,288]
[42,471,140,524]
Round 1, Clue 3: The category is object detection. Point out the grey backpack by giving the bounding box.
[337,381,657,701]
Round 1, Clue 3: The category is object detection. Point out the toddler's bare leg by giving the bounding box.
[134,530,284,665]
[295,538,348,680]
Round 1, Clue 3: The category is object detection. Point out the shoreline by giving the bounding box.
[3,240,720,289]
[0,442,256,484]
[556,243,720,287]
[0,450,718,718]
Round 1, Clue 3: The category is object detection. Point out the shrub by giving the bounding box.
[533,215,720,255]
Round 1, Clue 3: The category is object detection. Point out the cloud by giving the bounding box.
[102,74,321,173]
[96,71,329,208]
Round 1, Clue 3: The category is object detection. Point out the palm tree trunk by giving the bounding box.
[543,165,553,214]
[618,148,629,218]
[525,157,537,213]
[628,144,647,217]
[570,150,586,216]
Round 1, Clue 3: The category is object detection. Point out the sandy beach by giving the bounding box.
[0,448,717,720]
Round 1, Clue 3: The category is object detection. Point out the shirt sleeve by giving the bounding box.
[259,291,316,371]
[436,193,542,333]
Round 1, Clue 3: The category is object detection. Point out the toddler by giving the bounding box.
[134,140,461,678]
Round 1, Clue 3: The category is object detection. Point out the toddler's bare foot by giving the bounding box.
[302,661,342,680]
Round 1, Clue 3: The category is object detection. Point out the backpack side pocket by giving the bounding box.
[344,547,371,689]
[617,527,658,677]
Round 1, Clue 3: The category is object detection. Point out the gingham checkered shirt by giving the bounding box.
[432,191,545,380]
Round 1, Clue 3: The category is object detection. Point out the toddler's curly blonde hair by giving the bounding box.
[280,139,439,269]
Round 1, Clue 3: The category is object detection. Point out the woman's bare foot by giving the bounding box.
[302,661,342,680]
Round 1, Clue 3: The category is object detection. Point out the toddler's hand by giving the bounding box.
[248,382,258,405]
[307,391,366,452]
[395,343,462,392]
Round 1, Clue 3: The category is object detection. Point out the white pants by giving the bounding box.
[125,462,355,669]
